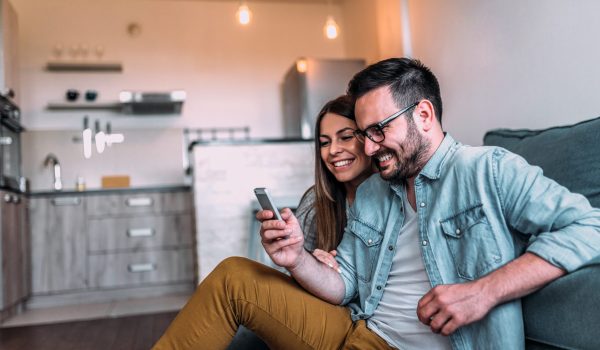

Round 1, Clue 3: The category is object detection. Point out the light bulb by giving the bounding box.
[324,16,339,40]
[237,4,252,25]
[296,59,308,73]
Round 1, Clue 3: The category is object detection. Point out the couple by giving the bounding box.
[154,58,600,349]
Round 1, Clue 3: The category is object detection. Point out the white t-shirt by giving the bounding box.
[367,193,452,350]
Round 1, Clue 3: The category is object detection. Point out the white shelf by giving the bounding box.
[46,61,123,72]
[46,101,122,111]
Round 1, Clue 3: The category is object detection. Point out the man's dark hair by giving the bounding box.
[347,57,443,124]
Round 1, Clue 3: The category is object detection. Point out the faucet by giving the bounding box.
[43,153,63,191]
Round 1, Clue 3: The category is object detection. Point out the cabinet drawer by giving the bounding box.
[86,191,192,217]
[87,193,160,216]
[88,214,194,252]
[88,248,194,289]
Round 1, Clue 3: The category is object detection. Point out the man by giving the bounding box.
[153,58,600,349]
[266,57,600,349]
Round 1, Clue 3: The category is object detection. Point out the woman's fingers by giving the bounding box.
[312,249,341,273]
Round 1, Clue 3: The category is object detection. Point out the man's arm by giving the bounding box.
[257,208,345,304]
[417,252,565,336]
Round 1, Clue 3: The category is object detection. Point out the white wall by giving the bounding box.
[193,141,314,279]
[409,0,600,145]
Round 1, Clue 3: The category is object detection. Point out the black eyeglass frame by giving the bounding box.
[355,101,419,143]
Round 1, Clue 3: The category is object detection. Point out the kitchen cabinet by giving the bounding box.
[29,195,87,294]
[86,190,195,289]
[0,190,29,317]
[27,187,196,308]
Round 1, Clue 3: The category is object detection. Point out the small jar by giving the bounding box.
[76,176,86,191]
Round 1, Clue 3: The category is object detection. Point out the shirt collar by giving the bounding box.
[418,133,460,180]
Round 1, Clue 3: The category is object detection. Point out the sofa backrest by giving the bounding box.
[483,116,600,208]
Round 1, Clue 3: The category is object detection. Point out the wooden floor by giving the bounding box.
[0,311,177,350]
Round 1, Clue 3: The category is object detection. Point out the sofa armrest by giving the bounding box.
[523,255,600,349]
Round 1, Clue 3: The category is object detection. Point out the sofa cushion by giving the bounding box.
[483,116,600,208]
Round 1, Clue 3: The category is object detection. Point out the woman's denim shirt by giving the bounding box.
[335,134,600,350]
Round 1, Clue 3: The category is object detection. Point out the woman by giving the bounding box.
[297,94,373,269]
[153,96,375,349]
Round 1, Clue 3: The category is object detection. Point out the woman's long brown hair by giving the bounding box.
[305,95,356,251]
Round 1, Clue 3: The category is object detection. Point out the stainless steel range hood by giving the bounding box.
[119,90,186,115]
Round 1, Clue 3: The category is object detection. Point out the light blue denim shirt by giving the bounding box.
[335,134,600,350]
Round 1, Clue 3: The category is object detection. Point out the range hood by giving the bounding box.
[119,90,186,115]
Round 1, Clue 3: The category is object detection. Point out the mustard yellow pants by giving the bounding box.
[152,257,392,350]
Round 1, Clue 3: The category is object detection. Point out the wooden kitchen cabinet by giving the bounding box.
[86,190,195,290]
[29,195,87,294]
[0,190,29,316]
[27,187,196,308]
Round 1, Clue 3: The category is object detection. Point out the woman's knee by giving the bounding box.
[214,256,259,277]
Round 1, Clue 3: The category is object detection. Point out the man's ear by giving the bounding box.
[416,100,436,132]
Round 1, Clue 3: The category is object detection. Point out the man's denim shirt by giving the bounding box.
[335,134,600,350]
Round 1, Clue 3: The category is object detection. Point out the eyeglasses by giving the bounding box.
[354,101,419,143]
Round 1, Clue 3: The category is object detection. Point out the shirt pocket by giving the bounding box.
[347,220,383,283]
[440,204,503,280]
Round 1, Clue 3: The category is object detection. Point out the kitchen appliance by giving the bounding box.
[119,90,186,115]
[281,58,366,138]
[0,94,23,191]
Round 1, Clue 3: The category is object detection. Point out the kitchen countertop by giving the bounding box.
[188,137,312,150]
[27,184,192,197]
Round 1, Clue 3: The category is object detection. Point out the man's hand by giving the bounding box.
[256,208,304,269]
[417,252,566,336]
[417,281,496,336]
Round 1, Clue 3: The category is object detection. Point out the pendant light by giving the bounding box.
[323,0,339,40]
[236,1,252,26]
[324,16,339,39]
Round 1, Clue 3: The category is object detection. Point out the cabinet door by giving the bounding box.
[30,196,87,294]
[19,196,30,300]
[1,191,22,308]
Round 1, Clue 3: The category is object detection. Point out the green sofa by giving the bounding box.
[484,116,600,350]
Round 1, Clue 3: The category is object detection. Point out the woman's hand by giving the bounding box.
[312,249,340,273]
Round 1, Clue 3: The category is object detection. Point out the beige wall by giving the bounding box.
[12,0,357,190]
[13,0,346,138]
[342,0,405,64]
[409,0,600,145]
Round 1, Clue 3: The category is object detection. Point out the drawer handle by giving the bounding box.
[52,197,81,206]
[127,228,155,237]
[128,263,156,273]
[125,197,153,207]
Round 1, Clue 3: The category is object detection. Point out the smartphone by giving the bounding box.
[254,187,283,221]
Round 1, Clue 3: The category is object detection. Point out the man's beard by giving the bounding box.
[377,117,431,186]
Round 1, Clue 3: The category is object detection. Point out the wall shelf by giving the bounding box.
[46,101,122,111]
[46,61,123,72]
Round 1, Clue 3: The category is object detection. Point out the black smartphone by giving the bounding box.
[253,187,283,221]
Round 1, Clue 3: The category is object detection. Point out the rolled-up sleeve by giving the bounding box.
[335,223,359,305]
[493,149,600,272]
